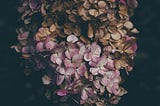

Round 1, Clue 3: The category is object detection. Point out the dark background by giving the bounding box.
[0,0,160,106]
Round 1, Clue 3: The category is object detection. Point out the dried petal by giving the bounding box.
[124,21,134,29]
[111,32,121,40]
[98,1,107,9]
[42,75,51,85]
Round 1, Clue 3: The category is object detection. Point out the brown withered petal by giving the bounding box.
[80,35,90,44]
[68,14,77,23]
[118,5,128,16]
[88,0,95,4]
[98,1,107,9]
[127,0,138,9]
[124,21,134,30]
[50,24,56,32]
[73,26,81,36]
[131,28,139,34]
[117,29,126,37]
[111,32,121,40]
[64,27,73,35]
[88,23,94,38]
[83,0,90,9]
[95,29,105,39]
[89,9,99,17]
[22,54,31,59]
[114,60,127,70]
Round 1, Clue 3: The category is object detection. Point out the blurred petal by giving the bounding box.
[57,89,67,96]
[42,75,51,85]
[57,75,65,85]
[36,42,45,52]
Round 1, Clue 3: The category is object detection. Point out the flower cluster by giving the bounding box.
[14,0,138,105]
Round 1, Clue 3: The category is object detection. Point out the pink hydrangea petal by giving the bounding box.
[36,42,45,52]
[91,55,99,63]
[120,0,127,5]
[67,35,78,43]
[77,63,87,76]
[101,76,109,86]
[93,80,101,89]
[64,58,74,68]
[57,89,67,96]
[45,41,56,50]
[79,44,86,55]
[66,68,75,76]
[57,67,65,75]
[90,68,99,75]
[65,50,71,59]
[50,54,58,64]
[89,61,97,67]
[72,54,83,62]
[56,74,65,85]
[84,53,92,61]
[69,48,79,57]
[91,43,101,56]
[81,89,88,100]
[130,43,137,52]
[56,58,62,65]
